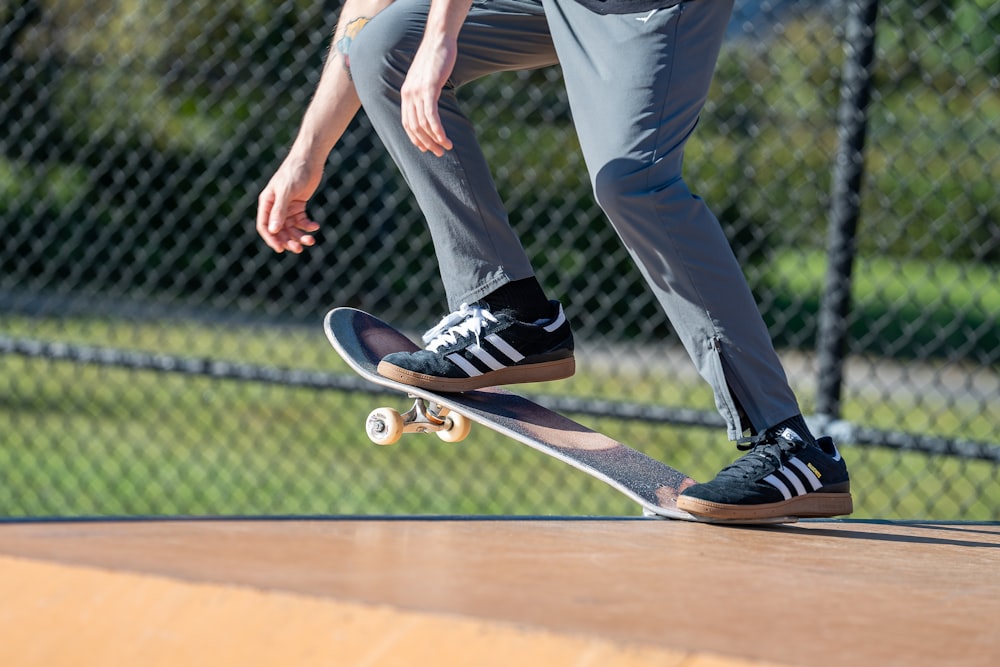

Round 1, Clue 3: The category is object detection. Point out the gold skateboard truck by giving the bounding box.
[366,397,472,445]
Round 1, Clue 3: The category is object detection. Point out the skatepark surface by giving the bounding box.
[0,517,997,666]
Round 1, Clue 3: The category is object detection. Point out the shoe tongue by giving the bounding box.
[776,427,804,444]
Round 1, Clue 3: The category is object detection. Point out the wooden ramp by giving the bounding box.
[0,518,997,666]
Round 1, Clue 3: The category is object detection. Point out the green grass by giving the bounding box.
[755,247,1000,366]
[2,246,997,521]
[764,249,1000,319]
[2,302,998,521]
[0,351,699,518]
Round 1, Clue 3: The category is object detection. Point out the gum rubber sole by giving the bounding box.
[377,357,576,393]
[676,492,854,521]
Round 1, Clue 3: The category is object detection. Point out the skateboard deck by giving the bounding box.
[323,307,791,523]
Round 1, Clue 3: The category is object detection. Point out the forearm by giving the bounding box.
[287,0,395,169]
[423,0,473,41]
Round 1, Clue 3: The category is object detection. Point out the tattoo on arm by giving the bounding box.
[335,17,371,79]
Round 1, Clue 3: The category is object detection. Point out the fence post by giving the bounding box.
[815,0,880,421]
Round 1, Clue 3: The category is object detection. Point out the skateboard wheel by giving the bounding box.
[436,411,471,443]
[366,408,403,445]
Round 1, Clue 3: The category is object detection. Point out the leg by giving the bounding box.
[544,0,799,438]
[349,0,557,308]
[544,0,851,521]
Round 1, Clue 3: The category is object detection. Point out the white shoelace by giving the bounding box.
[421,303,499,352]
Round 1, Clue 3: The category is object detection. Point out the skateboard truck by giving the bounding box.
[366,396,472,445]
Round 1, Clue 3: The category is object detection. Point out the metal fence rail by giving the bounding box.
[2,0,998,520]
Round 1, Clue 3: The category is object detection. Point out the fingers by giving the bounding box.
[272,216,319,254]
[276,213,320,254]
[256,187,319,254]
[402,93,452,157]
[256,189,285,253]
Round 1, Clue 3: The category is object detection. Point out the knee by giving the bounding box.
[591,163,629,215]
[343,18,390,96]
[346,8,420,99]
[592,158,687,218]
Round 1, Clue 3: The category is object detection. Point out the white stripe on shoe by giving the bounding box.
[445,353,483,377]
[789,458,824,491]
[468,344,506,371]
[484,334,525,363]
[542,306,566,332]
[763,456,823,501]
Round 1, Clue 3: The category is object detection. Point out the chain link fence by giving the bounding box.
[1,0,997,520]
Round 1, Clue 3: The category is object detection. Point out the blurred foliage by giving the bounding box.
[1,0,997,352]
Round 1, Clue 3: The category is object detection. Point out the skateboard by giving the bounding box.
[323,307,793,523]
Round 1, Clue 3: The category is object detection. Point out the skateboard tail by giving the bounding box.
[324,308,419,376]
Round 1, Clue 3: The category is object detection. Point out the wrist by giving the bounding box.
[424,0,473,38]
[286,133,330,172]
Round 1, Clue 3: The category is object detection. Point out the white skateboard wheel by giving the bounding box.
[366,407,403,445]
[436,411,471,443]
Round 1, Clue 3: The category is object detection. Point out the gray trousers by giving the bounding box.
[350,0,801,438]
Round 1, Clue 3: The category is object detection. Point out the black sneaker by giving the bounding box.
[377,301,575,392]
[677,428,853,522]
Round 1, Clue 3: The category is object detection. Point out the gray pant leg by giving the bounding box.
[349,0,557,309]
[543,0,801,437]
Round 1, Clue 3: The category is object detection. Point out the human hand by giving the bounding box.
[256,159,322,254]
[400,33,458,157]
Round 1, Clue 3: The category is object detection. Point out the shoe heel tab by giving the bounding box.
[817,436,837,453]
